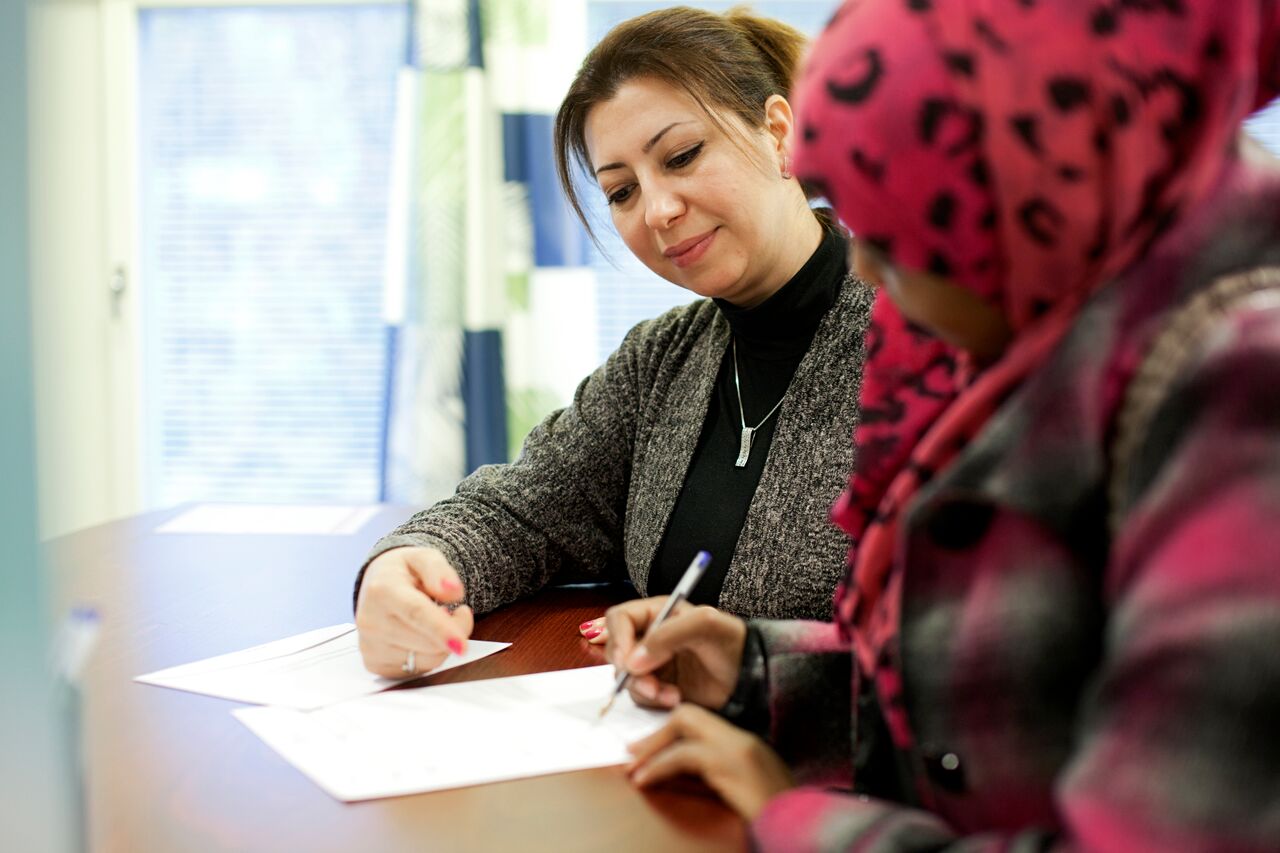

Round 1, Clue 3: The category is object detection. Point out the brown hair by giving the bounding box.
[553,6,809,244]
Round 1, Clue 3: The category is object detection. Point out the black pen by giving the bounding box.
[599,550,711,718]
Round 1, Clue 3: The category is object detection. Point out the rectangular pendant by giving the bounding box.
[735,427,753,468]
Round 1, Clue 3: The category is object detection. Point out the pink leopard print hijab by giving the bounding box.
[793,0,1280,675]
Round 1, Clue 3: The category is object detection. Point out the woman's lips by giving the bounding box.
[664,229,717,269]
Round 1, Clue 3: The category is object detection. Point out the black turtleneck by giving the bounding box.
[648,225,848,604]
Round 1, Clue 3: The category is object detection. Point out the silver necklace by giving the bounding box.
[732,337,786,467]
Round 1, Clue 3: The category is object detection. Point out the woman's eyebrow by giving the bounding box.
[593,121,691,176]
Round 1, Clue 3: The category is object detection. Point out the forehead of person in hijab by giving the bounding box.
[793,0,1280,335]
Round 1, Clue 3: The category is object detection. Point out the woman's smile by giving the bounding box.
[664,228,718,269]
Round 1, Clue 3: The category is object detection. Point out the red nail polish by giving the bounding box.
[580,621,593,632]
[584,628,602,640]
[447,638,464,655]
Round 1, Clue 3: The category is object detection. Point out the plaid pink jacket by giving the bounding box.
[747,177,1280,850]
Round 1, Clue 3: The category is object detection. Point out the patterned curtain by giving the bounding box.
[382,0,590,504]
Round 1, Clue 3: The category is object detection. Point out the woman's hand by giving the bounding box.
[578,616,608,644]
[355,546,474,678]
[604,597,747,710]
[627,704,793,820]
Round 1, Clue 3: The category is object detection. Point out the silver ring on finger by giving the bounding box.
[401,649,416,675]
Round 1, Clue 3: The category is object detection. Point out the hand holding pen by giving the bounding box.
[599,551,749,715]
[600,551,711,716]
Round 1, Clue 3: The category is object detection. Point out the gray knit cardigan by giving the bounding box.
[363,274,874,621]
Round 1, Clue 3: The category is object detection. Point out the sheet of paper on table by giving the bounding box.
[234,664,671,802]
[136,623,510,710]
[155,504,383,535]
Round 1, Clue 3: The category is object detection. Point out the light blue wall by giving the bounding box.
[0,0,73,848]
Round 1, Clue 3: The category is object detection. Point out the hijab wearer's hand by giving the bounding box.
[603,597,747,710]
[627,703,793,820]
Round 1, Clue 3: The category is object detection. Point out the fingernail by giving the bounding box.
[634,679,657,700]
[580,621,593,632]
[584,628,602,640]
[627,645,652,670]
[441,578,460,592]
[447,638,464,655]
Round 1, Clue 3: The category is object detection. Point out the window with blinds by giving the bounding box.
[1247,98,1280,156]
[138,4,406,505]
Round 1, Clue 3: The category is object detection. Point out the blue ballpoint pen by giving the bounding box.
[599,550,712,718]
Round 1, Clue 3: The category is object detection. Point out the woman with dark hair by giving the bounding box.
[353,7,877,678]
[610,1,1280,848]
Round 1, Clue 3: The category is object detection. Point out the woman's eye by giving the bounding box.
[667,142,703,169]
[606,185,634,206]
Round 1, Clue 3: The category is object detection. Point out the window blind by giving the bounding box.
[138,4,406,505]
[1247,98,1280,156]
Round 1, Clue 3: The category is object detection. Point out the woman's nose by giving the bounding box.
[644,182,685,230]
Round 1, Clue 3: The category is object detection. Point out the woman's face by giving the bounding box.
[584,77,815,307]
[852,242,1012,364]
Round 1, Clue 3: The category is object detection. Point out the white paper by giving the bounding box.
[136,624,510,710]
[234,665,670,801]
[155,504,383,535]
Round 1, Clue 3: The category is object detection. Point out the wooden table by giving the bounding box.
[46,506,747,852]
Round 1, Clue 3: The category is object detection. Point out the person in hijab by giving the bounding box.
[606,1,1280,848]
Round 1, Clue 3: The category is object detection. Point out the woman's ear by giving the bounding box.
[763,94,796,153]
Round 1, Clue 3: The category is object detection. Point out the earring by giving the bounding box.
[780,154,793,180]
